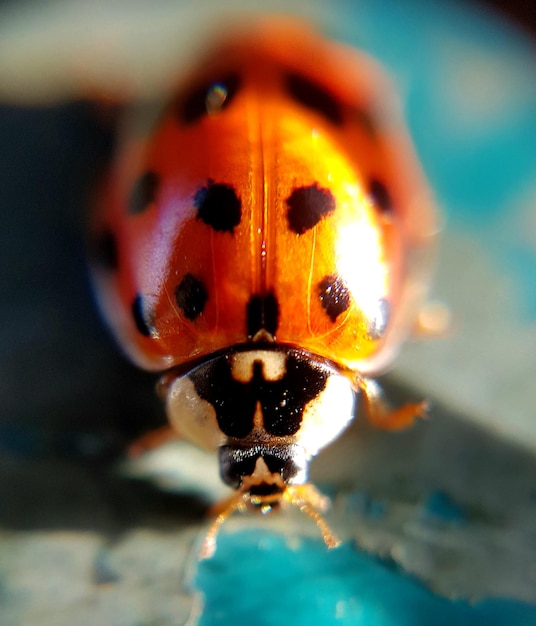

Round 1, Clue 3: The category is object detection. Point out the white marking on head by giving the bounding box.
[240,457,286,493]
[296,374,355,457]
[230,350,286,382]
[166,375,225,451]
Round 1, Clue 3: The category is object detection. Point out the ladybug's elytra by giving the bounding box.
[89,19,437,557]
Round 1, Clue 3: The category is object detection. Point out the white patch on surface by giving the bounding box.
[120,439,227,502]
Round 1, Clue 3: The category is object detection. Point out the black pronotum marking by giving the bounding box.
[91,229,117,270]
[194,180,241,233]
[219,444,306,488]
[246,292,280,338]
[189,354,328,438]
[286,183,336,235]
[179,73,241,124]
[131,293,154,337]
[128,171,159,215]
[368,178,393,214]
[174,273,208,321]
[368,298,390,339]
[285,72,344,126]
[318,274,351,322]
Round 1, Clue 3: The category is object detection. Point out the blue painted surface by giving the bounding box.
[195,531,536,626]
[419,490,467,525]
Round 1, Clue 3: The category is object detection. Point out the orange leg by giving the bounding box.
[199,492,248,560]
[127,425,179,458]
[199,483,341,559]
[356,377,428,431]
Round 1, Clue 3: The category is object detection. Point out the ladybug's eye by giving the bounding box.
[218,444,308,488]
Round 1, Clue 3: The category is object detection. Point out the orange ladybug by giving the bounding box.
[89,19,437,557]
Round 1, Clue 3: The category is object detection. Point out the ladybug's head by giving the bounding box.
[164,347,353,558]
[219,444,308,512]
[199,443,339,559]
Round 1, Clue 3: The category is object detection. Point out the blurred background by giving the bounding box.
[0,1,535,625]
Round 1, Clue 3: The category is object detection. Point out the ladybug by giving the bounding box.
[89,19,437,557]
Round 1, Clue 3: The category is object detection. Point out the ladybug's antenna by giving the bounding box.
[199,483,340,560]
[284,484,341,549]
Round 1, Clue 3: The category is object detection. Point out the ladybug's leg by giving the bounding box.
[127,373,186,457]
[355,377,428,431]
[200,492,248,560]
[127,425,178,458]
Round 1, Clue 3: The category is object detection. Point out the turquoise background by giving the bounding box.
[196,531,536,626]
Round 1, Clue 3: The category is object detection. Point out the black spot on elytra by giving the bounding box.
[179,73,241,124]
[91,229,117,270]
[285,72,343,126]
[128,171,159,215]
[131,294,155,337]
[369,178,392,214]
[175,273,208,321]
[194,181,241,233]
[246,292,279,338]
[318,274,351,322]
[368,298,390,339]
[190,354,328,438]
[286,183,336,235]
